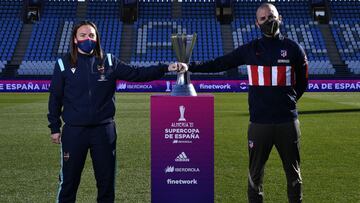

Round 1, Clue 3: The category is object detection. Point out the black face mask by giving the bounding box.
[259,19,281,37]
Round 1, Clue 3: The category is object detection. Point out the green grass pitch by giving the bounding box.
[0,92,359,202]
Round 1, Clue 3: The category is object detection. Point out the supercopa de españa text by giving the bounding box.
[165,122,200,140]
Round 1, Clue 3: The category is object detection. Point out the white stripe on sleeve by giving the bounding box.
[286,66,291,86]
[247,65,253,86]
[258,66,264,86]
[272,66,278,86]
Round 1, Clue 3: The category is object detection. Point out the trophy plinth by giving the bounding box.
[171,34,197,96]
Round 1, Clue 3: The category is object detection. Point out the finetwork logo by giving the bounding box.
[167,179,198,185]
[199,83,231,90]
[175,152,190,162]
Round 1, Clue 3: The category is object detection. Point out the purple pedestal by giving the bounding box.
[151,95,214,203]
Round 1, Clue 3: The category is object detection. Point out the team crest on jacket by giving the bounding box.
[248,140,254,148]
[63,152,70,161]
[280,50,287,58]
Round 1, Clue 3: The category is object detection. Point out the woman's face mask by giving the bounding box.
[77,38,96,54]
[75,25,97,54]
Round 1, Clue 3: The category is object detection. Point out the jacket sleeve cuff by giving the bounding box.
[50,128,61,134]
[188,62,196,72]
[162,64,169,73]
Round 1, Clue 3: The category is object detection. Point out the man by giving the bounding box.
[178,3,308,202]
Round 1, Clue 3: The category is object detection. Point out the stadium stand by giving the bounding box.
[87,0,123,58]
[0,0,358,78]
[87,0,121,19]
[233,0,334,76]
[19,0,77,75]
[131,0,225,77]
[132,19,223,65]
[139,0,172,19]
[182,0,215,18]
[131,0,173,66]
[0,0,23,73]
[329,0,360,74]
[18,0,123,75]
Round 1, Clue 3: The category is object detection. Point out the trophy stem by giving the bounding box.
[171,71,197,96]
[175,72,191,85]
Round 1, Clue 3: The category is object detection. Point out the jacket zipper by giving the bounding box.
[87,59,93,117]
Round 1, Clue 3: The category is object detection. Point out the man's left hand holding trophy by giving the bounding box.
[168,63,188,73]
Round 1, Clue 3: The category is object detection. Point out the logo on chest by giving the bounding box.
[278,49,290,63]
[70,68,76,74]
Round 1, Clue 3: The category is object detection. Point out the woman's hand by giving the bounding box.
[51,133,61,144]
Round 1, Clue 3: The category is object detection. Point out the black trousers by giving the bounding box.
[56,122,117,203]
[247,120,302,203]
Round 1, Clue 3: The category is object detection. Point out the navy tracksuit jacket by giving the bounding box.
[48,53,168,134]
[48,52,168,203]
[189,34,308,123]
[189,34,308,203]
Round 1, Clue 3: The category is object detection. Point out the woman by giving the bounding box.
[47,20,180,202]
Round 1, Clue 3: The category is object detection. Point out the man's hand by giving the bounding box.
[51,133,61,144]
[168,63,188,73]
[176,62,188,73]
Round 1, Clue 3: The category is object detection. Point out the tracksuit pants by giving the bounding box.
[56,122,117,203]
[247,119,302,203]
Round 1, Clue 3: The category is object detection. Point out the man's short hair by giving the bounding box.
[256,3,279,20]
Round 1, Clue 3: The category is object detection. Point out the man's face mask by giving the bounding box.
[259,18,281,37]
[77,38,96,54]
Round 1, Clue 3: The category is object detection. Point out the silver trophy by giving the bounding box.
[171,33,197,96]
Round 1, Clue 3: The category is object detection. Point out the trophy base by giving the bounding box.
[171,84,197,96]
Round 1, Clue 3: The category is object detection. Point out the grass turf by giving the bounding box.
[0,92,359,202]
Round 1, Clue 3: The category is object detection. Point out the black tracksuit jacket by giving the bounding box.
[189,34,308,124]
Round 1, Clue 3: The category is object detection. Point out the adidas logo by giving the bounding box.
[175,152,190,162]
